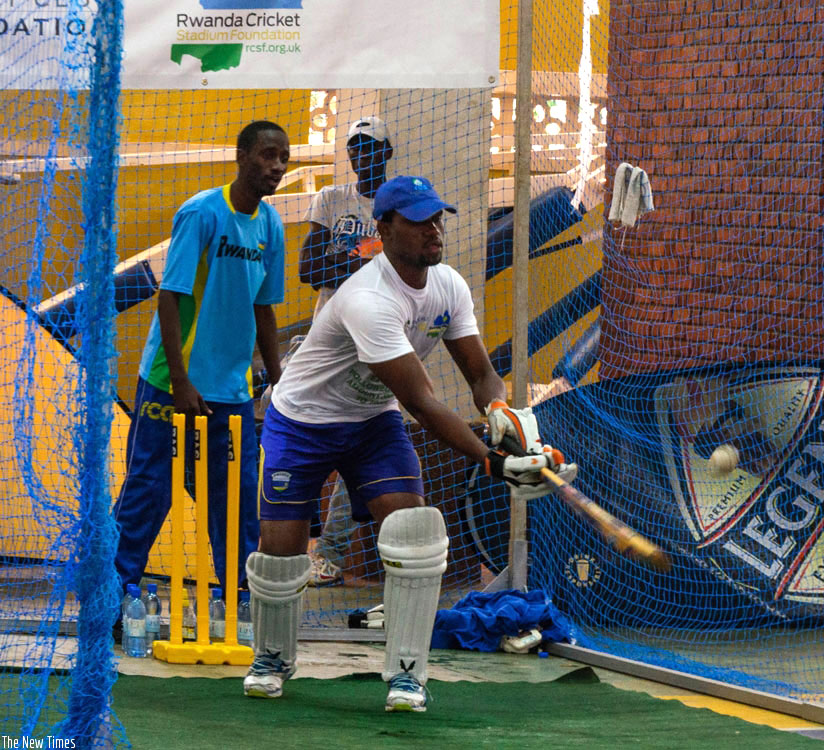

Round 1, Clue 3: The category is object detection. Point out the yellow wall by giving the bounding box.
[483,206,604,387]
[1,3,607,577]
[119,89,312,145]
[3,1,610,412]
[500,0,609,74]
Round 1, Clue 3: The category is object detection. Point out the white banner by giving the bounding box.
[122,0,499,89]
[0,1,96,90]
[0,0,498,90]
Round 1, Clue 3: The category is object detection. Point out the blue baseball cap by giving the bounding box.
[372,176,457,222]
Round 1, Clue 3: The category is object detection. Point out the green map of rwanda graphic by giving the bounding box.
[172,0,302,72]
[171,44,243,72]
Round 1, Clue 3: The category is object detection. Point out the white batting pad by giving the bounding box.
[246,552,311,668]
[378,506,449,684]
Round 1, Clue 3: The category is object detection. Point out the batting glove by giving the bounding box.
[507,462,578,500]
[530,443,580,486]
[484,447,579,501]
[485,399,543,453]
[484,450,548,487]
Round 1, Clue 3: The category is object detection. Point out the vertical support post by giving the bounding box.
[224,415,242,646]
[168,413,186,645]
[508,0,534,592]
[194,415,210,645]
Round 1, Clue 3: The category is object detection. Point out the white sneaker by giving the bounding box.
[308,550,343,587]
[385,673,427,712]
[243,651,293,699]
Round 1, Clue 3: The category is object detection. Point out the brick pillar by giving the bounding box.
[602,1,824,378]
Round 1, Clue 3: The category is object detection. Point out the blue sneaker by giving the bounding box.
[385,673,427,712]
[243,651,293,699]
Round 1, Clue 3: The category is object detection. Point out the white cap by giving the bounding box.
[347,115,391,146]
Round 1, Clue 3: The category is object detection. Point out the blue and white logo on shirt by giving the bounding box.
[427,310,451,338]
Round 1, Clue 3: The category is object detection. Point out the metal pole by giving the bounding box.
[508,0,534,591]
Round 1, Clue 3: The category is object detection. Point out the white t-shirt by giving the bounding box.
[304,182,382,315]
[272,252,480,424]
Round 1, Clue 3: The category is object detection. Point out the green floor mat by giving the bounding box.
[112,671,818,750]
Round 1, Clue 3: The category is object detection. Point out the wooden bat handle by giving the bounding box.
[497,436,671,572]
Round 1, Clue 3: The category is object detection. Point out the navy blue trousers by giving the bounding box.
[112,377,260,594]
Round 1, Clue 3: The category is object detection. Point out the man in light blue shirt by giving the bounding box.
[113,120,289,599]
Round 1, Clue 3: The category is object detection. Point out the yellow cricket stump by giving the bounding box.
[153,413,253,666]
[224,414,242,648]
[152,639,254,665]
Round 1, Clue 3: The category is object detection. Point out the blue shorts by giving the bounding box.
[259,406,424,522]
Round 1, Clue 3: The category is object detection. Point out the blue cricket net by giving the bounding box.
[2,0,823,742]
[513,0,824,706]
[0,0,124,744]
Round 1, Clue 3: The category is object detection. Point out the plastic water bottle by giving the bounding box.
[120,588,133,626]
[121,584,148,658]
[142,583,162,655]
[182,587,197,641]
[237,590,253,647]
[209,588,226,642]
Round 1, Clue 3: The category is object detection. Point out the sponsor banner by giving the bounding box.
[122,0,498,89]
[0,0,498,90]
[508,363,824,627]
[650,366,824,614]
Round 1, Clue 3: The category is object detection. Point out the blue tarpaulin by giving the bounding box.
[432,589,568,652]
